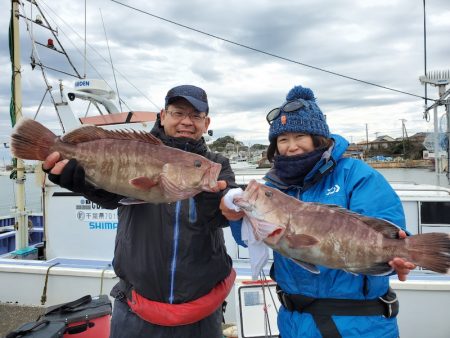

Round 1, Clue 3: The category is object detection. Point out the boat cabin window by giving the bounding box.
[420,202,450,225]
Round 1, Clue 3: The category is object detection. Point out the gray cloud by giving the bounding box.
[1,0,449,151]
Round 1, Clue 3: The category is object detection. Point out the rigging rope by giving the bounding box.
[111,0,436,103]
[38,0,160,111]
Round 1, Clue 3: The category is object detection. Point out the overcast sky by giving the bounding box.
[1,0,449,162]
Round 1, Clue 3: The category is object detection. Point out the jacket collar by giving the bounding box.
[264,134,348,190]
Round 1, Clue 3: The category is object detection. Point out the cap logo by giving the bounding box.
[281,115,287,125]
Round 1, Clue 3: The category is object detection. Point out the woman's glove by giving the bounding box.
[220,188,245,221]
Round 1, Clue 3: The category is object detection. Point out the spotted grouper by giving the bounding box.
[11,118,222,203]
[233,179,450,275]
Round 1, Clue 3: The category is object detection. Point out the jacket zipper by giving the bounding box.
[169,200,182,304]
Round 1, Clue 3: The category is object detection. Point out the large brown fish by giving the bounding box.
[233,179,450,275]
[11,118,222,203]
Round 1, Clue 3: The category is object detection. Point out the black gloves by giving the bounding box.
[46,158,93,194]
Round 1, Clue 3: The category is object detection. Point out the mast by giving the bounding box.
[11,0,28,249]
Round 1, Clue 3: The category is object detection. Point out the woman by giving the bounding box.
[221,85,415,338]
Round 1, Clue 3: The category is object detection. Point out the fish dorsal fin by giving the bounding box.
[61,125,162,145]
[308,202,348,212]
[311,202,401,239]
[359,217,401,239]
[308,202,341,208]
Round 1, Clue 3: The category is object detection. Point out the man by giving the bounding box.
[43,85,238,338]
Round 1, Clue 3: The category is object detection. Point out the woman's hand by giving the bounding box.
[220,188,245,221]
[389,230,416,281]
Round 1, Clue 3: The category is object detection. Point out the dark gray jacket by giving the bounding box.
[82,119,236,303]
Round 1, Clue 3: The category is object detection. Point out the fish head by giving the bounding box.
[185,156,222,192]
[234,180,288,243]
[162,154,222,195]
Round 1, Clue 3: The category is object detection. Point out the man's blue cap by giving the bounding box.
[165,85,209,114]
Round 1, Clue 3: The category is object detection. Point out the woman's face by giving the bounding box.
[276,132,315,156]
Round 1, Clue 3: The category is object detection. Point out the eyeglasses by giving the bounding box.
[166,110,207,123]
[266,100,307,125]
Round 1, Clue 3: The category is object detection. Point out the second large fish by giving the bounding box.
[11,118,222,203]
[233,180,450,275]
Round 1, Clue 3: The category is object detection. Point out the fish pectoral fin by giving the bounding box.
[286,234,319,248]
[289,258,320,274]
[119,198,148,205]
[129,176,159,191]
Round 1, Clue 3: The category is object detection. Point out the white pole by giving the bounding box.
[446,100,450,179]
[12,0,28,250]
[433,106,440,174]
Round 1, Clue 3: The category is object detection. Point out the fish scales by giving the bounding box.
[11,118,221,203]
[234,179,450,275]
[281,205,389,269]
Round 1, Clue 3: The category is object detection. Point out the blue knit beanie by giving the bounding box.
[268,85,330,142]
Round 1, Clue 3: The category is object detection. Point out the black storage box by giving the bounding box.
[5,320,65,338]
[43,295,112,338]
[6,295,112,338]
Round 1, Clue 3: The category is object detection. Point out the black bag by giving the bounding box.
[42,295,112,337]
[5,320,65,338]
[6,295,112,338]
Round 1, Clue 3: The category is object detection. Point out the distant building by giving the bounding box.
[342,141,362,158]
[368,135,396,150]
[407,132,427,144]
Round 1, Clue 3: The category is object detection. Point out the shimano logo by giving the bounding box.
[325,184,340,196]
[89,222,118,230]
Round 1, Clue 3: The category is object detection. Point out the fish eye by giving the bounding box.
[194,160,202,168]
[265,191,273,198]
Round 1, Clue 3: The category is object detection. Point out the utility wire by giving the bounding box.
[111,0,436,102]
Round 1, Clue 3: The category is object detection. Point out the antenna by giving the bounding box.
[419,70,450,180]
[423,0,428,112]
[99,8,122,111]
[84,0,87,78]
[419,70,450,96]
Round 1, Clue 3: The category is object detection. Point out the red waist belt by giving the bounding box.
[127,268,236,326]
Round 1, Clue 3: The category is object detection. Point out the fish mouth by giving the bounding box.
[201,162,222,191]
[232,197,253,212]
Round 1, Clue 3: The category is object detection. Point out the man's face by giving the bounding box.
[160,98,210,140]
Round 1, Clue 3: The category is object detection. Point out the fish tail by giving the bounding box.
[11,118,57,160]
[406,233,450,274]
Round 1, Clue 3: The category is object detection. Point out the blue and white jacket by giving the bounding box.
[231,134,405,338]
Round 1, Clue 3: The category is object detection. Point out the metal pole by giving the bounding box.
[365,123,369,155]
[433,106,440,174]
[401,120,406,158]
[84,0,87,78]
[446,100,450,180]
[423,0,428,108]
[12,0,28,250]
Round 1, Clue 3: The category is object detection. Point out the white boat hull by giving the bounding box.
[2,181,450,337]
